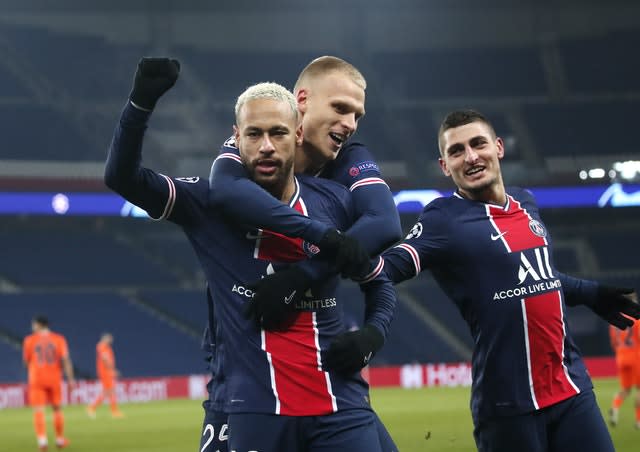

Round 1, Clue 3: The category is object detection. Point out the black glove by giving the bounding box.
[244,266,313,331]
[129,57,180,111]
[317,229,370,279]
[592,285,640,330]
[324,324,384,375]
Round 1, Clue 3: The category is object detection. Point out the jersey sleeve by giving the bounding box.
[104,102,209,225]
[57,335,69,360]
[556,272,599,307]
[207,137,330,244]
[330,143,402,255]
[22,337,31,364]
[382,200,450,284]
[359,270,396,340]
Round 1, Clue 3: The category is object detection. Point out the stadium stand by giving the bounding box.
[138,289,207,332]
[0,292,204,379]
[559,29,640,94]
[0,218,181,287]
[0,339,24,383]
[370,47,547,99]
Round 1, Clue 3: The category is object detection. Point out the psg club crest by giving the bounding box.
[303,241,321,257]
[406,222,423,239]
[223,135,238,149]
[528,219,546,237]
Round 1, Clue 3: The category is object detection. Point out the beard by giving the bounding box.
[247,157,295,200]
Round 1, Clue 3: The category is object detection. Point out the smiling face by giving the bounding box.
[296,70,365,172]
[234,97,302,201]
[439,120,506,204]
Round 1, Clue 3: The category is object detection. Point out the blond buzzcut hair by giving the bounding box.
[293,56,367,94]
[235,82,298,123]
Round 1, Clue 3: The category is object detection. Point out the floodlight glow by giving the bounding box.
[588,168,605,179]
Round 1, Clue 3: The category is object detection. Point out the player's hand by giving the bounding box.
[129,57,180,111]
[324,325,384,375]
[243,266,313,331]
[592,286,640,330]
[317,229,370,279]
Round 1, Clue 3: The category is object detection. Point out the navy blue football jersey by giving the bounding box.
[105,103,396,415]
[382,188,594,423]
[210,136,401,259]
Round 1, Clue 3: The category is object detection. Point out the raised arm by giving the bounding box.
[104,58,179,206]
[104,57,209,224]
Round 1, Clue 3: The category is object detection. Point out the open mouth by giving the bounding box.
[256,159,279,175]
[465,166,485,177]
[329,132,346,150]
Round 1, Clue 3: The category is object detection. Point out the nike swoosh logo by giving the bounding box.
[284,290,297,304]
[491,231,508,241]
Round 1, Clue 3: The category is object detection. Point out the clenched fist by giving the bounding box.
[129,57,180,111]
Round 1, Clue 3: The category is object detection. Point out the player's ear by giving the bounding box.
[439,157,451,177]
[296,123,303,146]
[495,136,505,160]
[296,88,308,115]
[233,124,240,143]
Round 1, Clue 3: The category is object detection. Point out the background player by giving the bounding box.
[105,59,396,451]
[86,332,124,419]
[22,315,75,451]
[608,314,640,428]
[379,109,640,451]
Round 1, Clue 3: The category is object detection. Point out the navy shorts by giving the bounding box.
[200,400,229,452]
[228,408,384,452]
[474,389,614,452]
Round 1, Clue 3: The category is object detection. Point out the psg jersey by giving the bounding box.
[105,103,396,416]
[382,187,593,422]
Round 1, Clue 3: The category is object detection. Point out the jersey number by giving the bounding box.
[201,423,228,452]
[34,342,57,365]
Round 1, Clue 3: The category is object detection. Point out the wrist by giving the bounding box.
[129,99,153,112]
[363,324,384,351]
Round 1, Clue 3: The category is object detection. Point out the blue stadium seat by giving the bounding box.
[0,340,24,383]
[371,47,547,99]
[0,292,205,379]
[523,101,637,157]
[560,29,640,94]
[138,289,207,331]
[0,224,180,287]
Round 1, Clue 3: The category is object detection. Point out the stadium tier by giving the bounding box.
[0,292,204,380]
[2,23,144,100]
[370,47,546,99]
[138,289,208,332]
[559,29,640,94]
[0,340,24,383]
[0,224,181,287]
[523,101,638,158]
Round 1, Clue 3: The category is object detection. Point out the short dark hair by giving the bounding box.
[32,315,49,327]
[438,109,496,155]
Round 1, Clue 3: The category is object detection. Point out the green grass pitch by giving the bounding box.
[2,378,636,451]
